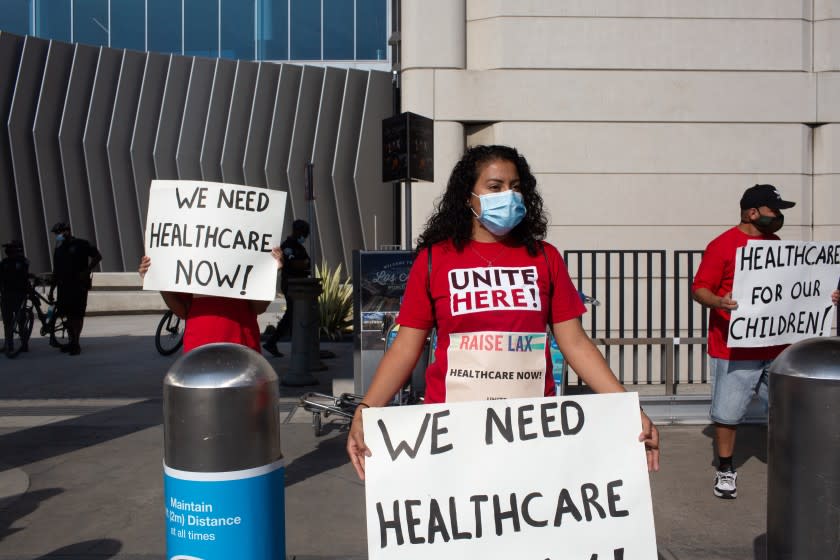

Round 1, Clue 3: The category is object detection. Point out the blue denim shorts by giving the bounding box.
[709,358,770,425]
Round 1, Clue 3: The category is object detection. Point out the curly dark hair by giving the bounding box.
[416,145,547,256]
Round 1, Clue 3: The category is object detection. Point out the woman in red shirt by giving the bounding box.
[346,145,660,479]
[138,247,282,353]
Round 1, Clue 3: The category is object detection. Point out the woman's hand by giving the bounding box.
[271,246,283,270]
[138,255,150,278]
[639,410,660,472]
[347,407,372,480]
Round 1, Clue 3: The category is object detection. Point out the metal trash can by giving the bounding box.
[767,337,840,559]
[163,343,285,560]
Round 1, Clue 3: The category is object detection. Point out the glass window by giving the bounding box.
[221,0,255,60]
[356,0,386,60]
[0,0,31,36]
[184,0,218,57]
[148,0,181,54]
[257,0,287,60]
[34,0,71,42]
[73,0,108,47]
[110,0,145,51]
[290,0,319,60]
[323,0,352,60]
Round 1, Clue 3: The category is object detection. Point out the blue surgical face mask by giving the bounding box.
[297,236,306,245]
[470,190,526,236]
[55,234,65,244]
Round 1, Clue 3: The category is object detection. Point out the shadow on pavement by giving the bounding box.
[285,431,350,488]
[32,538,122,559]
[701,423,768,468]
[0,400,161,470]
[0,488,63,541]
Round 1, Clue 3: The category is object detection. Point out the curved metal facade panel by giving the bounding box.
[355,70,395,250]
[176,57,215,181]
[33,41,73,256]
[130,52,169,228]
[311,67,348,270]
[0,32,390,273]
[0,33,25,245]
[333,69,368,264]
[266,64,302,230]
[107,49,146,270]
[200,58,236,182]
[9,36,50,272]
[153,55,191,180]
[243,62,280,188]
[83,47,124,272]
[58,43,99,252]
[221,60,259,185]
[287,65,325,261]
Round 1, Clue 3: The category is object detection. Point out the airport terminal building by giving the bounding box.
[1,1,839,275]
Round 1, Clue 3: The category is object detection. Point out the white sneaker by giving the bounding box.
[713,468,737,499]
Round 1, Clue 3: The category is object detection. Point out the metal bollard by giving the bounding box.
[767,337,840,559]
[284,277,323,386]
[163,343,285,559]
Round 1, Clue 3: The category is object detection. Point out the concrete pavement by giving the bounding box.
[0,314,771,559]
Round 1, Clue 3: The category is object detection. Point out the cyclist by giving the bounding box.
[1,240,30,357]
[51,222,102,355]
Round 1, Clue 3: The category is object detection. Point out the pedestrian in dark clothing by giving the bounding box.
[263,219,311,357]
[51,222,102,355]
[1,240,30,357]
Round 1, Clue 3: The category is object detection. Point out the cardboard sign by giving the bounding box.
[729,240,840,347]
[143,180,286,301]
[363,393,657,559]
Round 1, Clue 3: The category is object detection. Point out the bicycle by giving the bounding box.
[8,274,68,357]
[155,309,184,355]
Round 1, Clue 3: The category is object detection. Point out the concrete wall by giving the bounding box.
[400,0,840,253]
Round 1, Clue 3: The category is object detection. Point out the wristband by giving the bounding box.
[357,402,371,409]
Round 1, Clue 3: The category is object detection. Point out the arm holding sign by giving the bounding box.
[553,318,660,472]
[347,325,430,480]
[139,256,191,318]
[692,288,738,311]
[247,247,284,315]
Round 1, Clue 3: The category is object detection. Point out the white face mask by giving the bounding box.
[470,190,526,236]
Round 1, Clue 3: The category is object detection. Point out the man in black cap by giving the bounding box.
[691,184,796,500]
[263,219,311,357]
[0,240,30,357]
[51,222,101,355]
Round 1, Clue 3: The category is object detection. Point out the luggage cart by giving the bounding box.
[298,392,364,436]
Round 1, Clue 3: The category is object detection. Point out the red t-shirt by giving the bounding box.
[691,226,787,360]
[183,295,262,353]
[397,240,585,404]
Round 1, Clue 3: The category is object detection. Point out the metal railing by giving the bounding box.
[564,249,707,392]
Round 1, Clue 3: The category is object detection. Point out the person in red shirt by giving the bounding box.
[346,145,660,479]
[691,183,796,500]
[138,247,283,353]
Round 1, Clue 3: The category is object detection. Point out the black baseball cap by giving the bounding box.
[740,184,795,210]
[2,239,22,250]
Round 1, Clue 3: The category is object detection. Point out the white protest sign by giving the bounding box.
[729,240,840,348]
[143,180,286,301]
[363,393,656,560]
